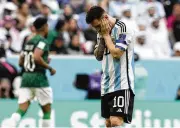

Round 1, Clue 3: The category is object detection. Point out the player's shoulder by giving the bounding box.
[115,20,127,33]
[28,35,48,48]
[115,20,134,35]
[41,38,48,44]
[35,35,48,44]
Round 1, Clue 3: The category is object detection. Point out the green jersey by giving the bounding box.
[21,35,49,88]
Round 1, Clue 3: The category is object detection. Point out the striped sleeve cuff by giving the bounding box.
[116,43,127,51]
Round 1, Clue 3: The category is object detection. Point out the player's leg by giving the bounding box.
[110,116,124,127]
[9,88,33,126]
[10,101,30,124]
[101,95,111,127]
[36,87,53,128]
[41,103,51,127]
[108,90,126,127]
[109,89,135,127]
[105,118,111,127]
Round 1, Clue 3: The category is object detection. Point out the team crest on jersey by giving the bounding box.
[116,34,126,44]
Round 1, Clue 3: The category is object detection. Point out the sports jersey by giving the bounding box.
[21,35,49,88]
[97,20,135,96]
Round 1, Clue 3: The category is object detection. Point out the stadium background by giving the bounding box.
[0,0,180,127]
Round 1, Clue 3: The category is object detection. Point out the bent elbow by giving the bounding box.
[94,53,103,61]
[94,49,103,61]
[96,56,103,61]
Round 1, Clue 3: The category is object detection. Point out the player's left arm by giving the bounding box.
[100,19,131,59]
[34,41,56,75]
[103,35,125,59]
[34,41,52,70]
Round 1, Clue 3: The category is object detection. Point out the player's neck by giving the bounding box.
[36,32,46,38]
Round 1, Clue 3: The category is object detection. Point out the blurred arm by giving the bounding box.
[34,48,52,70]
[103,35,124,59]
[19,53,24,67]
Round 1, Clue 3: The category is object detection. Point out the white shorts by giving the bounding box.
[18,87,53,106]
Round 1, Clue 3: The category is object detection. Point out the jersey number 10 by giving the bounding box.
[113,96,124,108]
[24,51,36,72]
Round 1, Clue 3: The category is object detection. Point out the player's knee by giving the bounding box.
[105,119,111,127]
[110,116,124,127]
[43,111,51,119]
[19,101,30,112]
[41,103,51,113]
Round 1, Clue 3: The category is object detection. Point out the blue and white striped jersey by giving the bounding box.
[97,19,135,96]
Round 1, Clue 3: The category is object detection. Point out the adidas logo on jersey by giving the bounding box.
[117,108,122,112]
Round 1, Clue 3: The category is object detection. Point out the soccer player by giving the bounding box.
[8,17,56,127]
[86,6,135,127]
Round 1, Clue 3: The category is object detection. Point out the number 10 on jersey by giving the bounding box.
[24,51,36,72]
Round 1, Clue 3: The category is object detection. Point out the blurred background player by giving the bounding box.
[86,6,135,127]
[0,0,179,127]
[6,17,56,127]
[0,36,18,98]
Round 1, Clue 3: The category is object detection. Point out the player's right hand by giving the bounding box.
[99,18,111,36]
[50,68,56,76]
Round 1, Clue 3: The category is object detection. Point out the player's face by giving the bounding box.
[91,19,101,33]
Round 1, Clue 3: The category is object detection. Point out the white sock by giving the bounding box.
[6,113,21,127]
[11,113,21,123]
[42,119,51,128]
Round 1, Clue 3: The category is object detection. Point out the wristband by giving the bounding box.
[48,66,52,71]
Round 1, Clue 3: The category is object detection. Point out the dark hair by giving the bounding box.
[55,19,65,31]
[33,17,48,30]
[86,6,105,24]
[56,34,64,41]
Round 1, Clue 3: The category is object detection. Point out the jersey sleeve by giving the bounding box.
[115,24,133,51]
[36,40,49,51]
